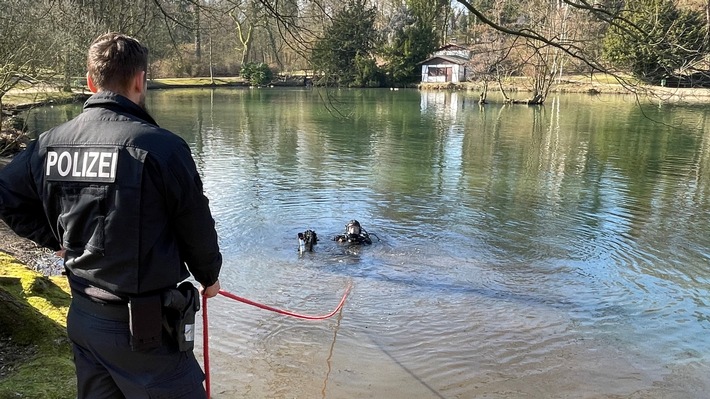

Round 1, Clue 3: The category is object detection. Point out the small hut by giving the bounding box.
[419,44,471,84]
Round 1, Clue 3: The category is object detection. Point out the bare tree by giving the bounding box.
[228,1,260,65]
[3,0,708,97]
[458,0,710,92]
[0,1,59,121]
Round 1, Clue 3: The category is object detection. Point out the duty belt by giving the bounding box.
[71,283,199,352]
[71,291,129,322]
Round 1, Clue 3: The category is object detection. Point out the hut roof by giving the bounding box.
[418,55,469,66]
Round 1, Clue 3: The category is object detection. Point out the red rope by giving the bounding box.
[202,283,352,398]
[202,294,210,399]
[217,284,352,320]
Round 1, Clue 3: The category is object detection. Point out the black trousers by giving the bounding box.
[67,295,206,399]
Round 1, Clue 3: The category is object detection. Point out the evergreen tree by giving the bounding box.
[380,0,444,86]
[603,0,706,84]
[310,0,381,87]
[382,21,439,85]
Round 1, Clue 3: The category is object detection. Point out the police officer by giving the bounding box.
[0,33,222,398]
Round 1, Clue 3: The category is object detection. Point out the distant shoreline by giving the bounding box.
[4,75,710,114]
[3,76,710,160]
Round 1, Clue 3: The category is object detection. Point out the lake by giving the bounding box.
[26,87,710,398]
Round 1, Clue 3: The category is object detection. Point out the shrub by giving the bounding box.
[240,62,273,86]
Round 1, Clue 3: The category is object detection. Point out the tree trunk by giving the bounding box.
[496,75,510,103]
[479,80,488,104]
[62,45,72,92]
[239,24,253,65]
[508,93,544,105]
[231,11,254,66]
[266,26,285,71]
[194,4,201,62]
[208,25,214,85]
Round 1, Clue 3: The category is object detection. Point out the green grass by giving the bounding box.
[3,90,83,108]
[0,253,76,399]
[149,76,247,88]
[0,357,76,399]
[2,77,248,107]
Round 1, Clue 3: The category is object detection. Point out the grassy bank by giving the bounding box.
[2,76,254,109]
[5,74,710,111]
[148,76,248,89]
[421,75,710,103]
[0,253,75,399]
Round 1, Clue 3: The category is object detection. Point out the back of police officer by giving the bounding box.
[0,33,222,399]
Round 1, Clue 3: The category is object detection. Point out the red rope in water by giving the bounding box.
[202,283,352,398]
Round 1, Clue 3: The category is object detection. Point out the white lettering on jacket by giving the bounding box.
[45,147,119,183]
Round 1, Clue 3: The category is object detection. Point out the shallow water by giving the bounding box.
[27,88,710,398]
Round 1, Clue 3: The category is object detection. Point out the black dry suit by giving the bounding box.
[0,91,222,298]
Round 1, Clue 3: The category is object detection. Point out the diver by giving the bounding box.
[334,220,373,245]
[298,229,318,253]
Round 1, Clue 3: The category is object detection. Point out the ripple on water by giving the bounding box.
[24,89,710,398]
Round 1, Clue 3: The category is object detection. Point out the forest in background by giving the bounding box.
[2,0,710,105]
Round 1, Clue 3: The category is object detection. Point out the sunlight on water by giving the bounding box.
[24,88,710,398]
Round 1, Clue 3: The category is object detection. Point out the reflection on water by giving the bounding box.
[25,88,710,398]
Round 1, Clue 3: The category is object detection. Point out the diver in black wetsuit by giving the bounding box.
[334,220,372,245]
[298,229,318,252]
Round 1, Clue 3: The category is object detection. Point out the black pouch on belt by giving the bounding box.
[128,294,163,351]
[162,281,200,352]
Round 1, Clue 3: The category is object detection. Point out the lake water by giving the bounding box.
[26,88,710,398]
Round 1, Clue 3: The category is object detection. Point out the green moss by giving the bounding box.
[0,254,70,347]
[0,356,75,399]
[0,253,76,399]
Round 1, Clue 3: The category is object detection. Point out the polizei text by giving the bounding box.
[45,147,119,183]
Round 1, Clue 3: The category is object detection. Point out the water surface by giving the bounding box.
[27,88,710,398]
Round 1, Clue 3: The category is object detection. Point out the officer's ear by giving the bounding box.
[131,71,147,97]
[86,72,98,93]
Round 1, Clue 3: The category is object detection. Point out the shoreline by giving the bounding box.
[3,76,710,168]
[3,75,710,112]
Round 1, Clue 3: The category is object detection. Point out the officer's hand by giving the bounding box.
[201,280,221,298]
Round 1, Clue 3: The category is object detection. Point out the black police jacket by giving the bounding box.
[0,91,221,296]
